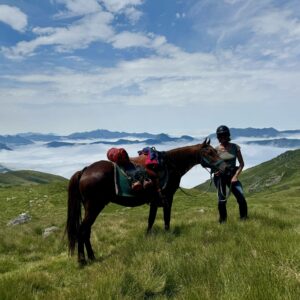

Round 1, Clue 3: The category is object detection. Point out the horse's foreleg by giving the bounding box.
[163,202,172,231]
[147,204,158,233]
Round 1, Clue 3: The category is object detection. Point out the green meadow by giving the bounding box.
[0,150,299,299]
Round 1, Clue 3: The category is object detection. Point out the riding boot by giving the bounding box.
[239,201,248,220]
[218,201,227,223]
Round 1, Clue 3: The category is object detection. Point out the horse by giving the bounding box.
[66,138,227,264]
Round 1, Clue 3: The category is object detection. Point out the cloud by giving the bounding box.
[189,0,300,63]
[1,0,145,59]
[53,0,102,18]
[3,43,300,111]
[0,137,292,188]
[101,0,143,14]
[2,11,114,59]
[251,9,300,40]
[110,31,167,49]
[0,5,28,32]
[175,12,186,19]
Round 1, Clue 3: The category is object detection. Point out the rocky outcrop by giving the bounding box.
[7,212,31,226]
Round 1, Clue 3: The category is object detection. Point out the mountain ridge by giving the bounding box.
[0,127,299,150]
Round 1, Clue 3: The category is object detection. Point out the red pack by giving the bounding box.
[107,148,130,165]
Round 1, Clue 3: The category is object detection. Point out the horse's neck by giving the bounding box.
[166,145,200,177]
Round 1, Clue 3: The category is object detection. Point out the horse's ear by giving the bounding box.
[203,137,210,145]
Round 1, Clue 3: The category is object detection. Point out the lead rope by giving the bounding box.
[217,177,232,201]
[179,167,213,198]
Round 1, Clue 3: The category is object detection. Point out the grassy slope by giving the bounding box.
[0,153,299,299]
[0,170,67,187]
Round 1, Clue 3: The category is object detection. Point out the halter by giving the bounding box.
[200,156,225,172]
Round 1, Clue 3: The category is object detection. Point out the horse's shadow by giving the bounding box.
[145,223,194,237]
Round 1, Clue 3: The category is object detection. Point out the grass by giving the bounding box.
[0,179,299,299]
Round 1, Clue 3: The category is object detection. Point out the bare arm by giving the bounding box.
[232,150,244,182]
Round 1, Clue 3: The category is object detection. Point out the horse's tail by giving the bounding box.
[66,170,84,256]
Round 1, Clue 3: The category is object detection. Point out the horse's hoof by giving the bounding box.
[78,258,87,266]
[88,255,96,261]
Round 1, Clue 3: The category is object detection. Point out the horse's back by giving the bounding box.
[79,160,115,198]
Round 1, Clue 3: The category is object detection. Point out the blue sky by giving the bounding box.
[0,0,300,135]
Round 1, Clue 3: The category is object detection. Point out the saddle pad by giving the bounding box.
[113,163,168,198]
[114,164,135,197]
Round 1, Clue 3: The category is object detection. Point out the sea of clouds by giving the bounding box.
[0,134,293,188]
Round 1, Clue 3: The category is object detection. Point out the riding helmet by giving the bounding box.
[216,125,230,137]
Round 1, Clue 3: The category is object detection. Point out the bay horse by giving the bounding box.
[66,139,227,264]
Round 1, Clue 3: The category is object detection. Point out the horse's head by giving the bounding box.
[198,138,228,173]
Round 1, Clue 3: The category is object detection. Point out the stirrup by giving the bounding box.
[131,181,143,192]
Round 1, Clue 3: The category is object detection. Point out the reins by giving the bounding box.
[179,167,214,198]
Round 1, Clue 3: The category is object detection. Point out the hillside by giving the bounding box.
[0,151,299,299]
[0,170,67,187]
[196,149,300,194]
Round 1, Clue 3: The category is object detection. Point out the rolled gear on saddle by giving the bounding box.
[107,147,130,166]
[138,146,167,205]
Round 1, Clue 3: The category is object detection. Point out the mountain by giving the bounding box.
[208,127,300,139]
[19,132,62,142]
[46,134,194,148]
[66,129,158,140]
[3,128,300,149]
[246,138,300,148]
[10,130,194,147]
[0,143,12,151]
[0,164,10,173]
[46,141,80,148]
[0,135,33,146]
[0,170,67,187]
[196,149,300,193]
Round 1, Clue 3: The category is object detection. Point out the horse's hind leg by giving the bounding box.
[78,202,104,264]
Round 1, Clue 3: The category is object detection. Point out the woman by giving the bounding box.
[213,125,248,223]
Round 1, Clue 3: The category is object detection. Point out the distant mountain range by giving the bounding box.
[0,164,10,173]
[208,127,300,139]
[0,130,195,149]
[0,127,299,150]
[246,138,300,148]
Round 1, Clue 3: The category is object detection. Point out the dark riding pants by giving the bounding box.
[213,175,248,222]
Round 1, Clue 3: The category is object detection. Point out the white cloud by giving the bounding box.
[0,5,28,32]
[101,0,143,14]
[176,12,186,19]
[3,45,300,111]
[1,0,145,59]
[123,6,143,23]
[53,0,102,18]
[111,31,160,49]
[2,11,114,59]
[0,138,292,188]
[251,10,300,41]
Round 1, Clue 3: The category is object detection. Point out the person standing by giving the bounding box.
[213,125,248,223]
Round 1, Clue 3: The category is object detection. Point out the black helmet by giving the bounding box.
[216,125,230,136]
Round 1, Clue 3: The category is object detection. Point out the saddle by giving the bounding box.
[107,147,167,196]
